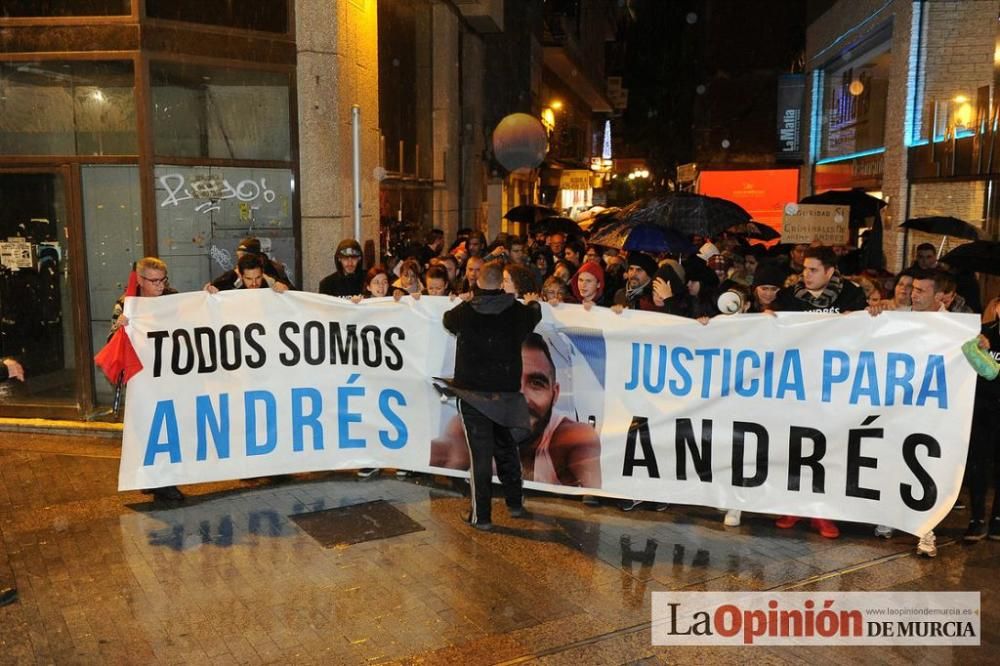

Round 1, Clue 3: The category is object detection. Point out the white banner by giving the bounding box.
[119,291,980,535]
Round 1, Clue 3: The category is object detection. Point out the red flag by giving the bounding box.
[122,269,139,300]
[94,326,143,384]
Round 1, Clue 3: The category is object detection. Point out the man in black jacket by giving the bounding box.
[773,246,867,313]
[318,238,365,297]
[206,237,295,292]
[442,260,541,530]
[0,357,24,607]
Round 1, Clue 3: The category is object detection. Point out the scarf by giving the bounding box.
[793,272,844,309]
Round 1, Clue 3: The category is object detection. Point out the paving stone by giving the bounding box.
[0,434,996,664]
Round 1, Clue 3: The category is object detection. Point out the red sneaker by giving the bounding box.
[811,518,840,539]
[775,515,800,529]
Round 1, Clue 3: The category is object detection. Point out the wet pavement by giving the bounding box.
[0,430,996,665]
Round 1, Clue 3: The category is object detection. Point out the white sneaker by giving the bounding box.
[874,525,894,539]
[724,510,741,527]
[916,531,937,558]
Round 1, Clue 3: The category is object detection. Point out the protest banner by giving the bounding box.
[118,291,979,535]
[782,203,850,245]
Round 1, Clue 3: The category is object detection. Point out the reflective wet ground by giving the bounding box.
[0,431,996,664]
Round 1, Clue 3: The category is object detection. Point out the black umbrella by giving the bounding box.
[530,216,583,237]
[939,241,1000,275]
[800,188,886,225]
[504,204,558,225]
[899,216,981,241]
[623,193,751,237]
[588,221,695,254]
[728,221,781,241]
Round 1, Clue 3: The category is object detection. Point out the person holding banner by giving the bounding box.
[748,262,787,313]
[772,246,867,314]
[963,297,1000,541]
[612,252,659,312]
[205,237,294,293]
[441,260,542,530]
[229,253,290,292]
[350,266,391,478]
[110,257,186,503]
[770,246,867,539]
[571,261,604,309]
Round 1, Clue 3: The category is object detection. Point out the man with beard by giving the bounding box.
[612,252,659,311]
[430,333,602,489]
[319,239,364,296]
[206,237,294,292]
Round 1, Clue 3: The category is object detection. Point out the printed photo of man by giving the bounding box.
[430,332,602,488]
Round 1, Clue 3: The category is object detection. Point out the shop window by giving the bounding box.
[153,165,296,293]
[378,0,433,177]
[0,60,136,156]
[0,0,130,17]
[910,1,998,144]
[0,171,77,406]
[151,61,291,162]
[145,0,289,34]
[819,34,891,160]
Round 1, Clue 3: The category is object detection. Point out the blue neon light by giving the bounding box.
[815,147,886,165]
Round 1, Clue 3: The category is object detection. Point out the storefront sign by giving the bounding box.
[777,74,806,162]
[782,203,849,244]
[560,170,592,191]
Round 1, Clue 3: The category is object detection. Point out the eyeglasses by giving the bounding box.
[139,274,168,285]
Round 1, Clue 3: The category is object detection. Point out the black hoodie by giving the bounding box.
[319,239,365,297]
[443,289,541,392]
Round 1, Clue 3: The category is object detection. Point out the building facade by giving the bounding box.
[804,0,1000,273]
[0,0,621,419]
[0,1,301,417]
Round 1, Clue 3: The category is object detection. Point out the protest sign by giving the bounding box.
[782,203,850,244]
[119,291,979,535]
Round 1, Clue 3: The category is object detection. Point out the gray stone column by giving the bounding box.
[295,0,381,290]
[431,3,461,241]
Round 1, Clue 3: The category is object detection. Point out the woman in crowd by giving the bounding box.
[748,262,786,313]
[352,265,390,302]
[542,276,568,305]
[392,259,423,297]
[531,249,554,283]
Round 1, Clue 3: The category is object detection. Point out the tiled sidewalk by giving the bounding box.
[0,432,995,664]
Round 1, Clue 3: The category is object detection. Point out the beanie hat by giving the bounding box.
[571,260,605,302]
[626,252,658,279]
[752,261,788,288]
[682,255,720,290]
[697,242,720,262]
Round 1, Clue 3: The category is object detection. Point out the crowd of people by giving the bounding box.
[110,222,1000,558]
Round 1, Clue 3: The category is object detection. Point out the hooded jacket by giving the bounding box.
[443,289,541,392]
[319,239,365,297]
